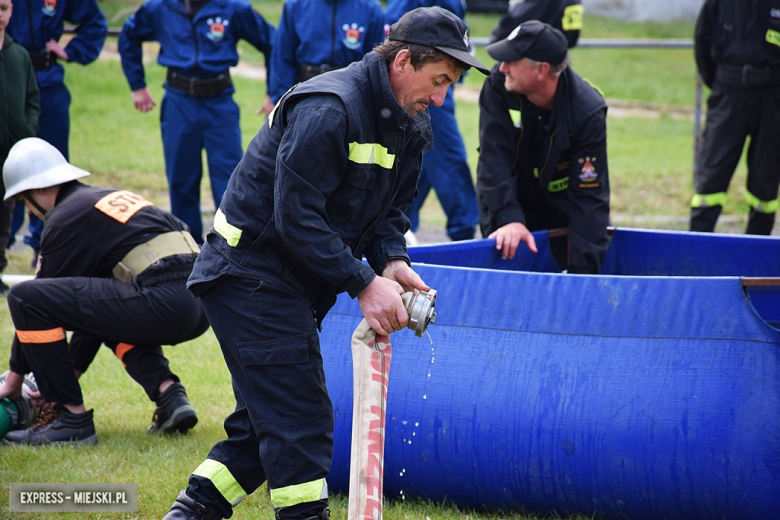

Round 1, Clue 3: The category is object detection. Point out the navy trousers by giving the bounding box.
[187,275,333,520]
[7,276,209,405]
[10,83,69,250]
[160,90,243,243]
[406,85,479,241]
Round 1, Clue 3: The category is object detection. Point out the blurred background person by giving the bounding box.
[385,0,480,243]
[119,0,275,244]
[269,0,385,104]
[6,0,107,268]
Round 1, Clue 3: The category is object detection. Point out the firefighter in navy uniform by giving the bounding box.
[690,0,780,234]
[268,0,385,104]
[161,7,489,520]
[385,0,481,243]
[118,0,275,243]
[0,138,210,446]
[478,21,609,274]
[489,0,583,48]
[7,0,107,267]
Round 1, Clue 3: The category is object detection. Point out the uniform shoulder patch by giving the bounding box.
[94,191,154,223]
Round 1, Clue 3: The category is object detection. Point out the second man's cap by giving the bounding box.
[486,21,568,65]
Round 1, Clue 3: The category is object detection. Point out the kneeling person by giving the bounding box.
[0,138,210,446]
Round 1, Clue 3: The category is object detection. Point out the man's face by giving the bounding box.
[499,58,541,95]
[389,52,461,119]
[0,0,13,33]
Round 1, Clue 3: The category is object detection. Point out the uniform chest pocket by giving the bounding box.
[326,163,381,228]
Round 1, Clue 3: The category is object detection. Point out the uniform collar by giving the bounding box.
[54,181,83,206]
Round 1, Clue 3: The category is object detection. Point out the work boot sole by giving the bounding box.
[149,405,198,434]
[2,433,98,447]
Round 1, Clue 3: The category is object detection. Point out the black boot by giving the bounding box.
[277,508,330,520]
[3,407,97,446]
[690,205,722,232]
[148,382,198,434]
[162,491,223,520]
[746,209,775,235]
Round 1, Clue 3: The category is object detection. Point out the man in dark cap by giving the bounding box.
[162,6,488,520]
[478,21,610,274]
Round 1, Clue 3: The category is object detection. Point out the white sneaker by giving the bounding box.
[404,230,418,246]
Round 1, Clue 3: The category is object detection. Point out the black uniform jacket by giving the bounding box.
[695,0,780,89]
[477,64,609,274]
[38,181,193,280]
[188,51,433,322]
[490,0,582,48]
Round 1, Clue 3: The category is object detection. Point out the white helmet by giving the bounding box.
[3,138,90,200]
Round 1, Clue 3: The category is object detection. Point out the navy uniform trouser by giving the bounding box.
[10,83,69,250]
[186,275,332,520]
[160,89,243,243]
[7,276,210,405]
[406,85,479,241]
[691,86,780,234]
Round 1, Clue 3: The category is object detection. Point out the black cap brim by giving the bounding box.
[436,46,490,76]
[485,39,521,63]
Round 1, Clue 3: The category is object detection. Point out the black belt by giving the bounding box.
[715,63,780,88]
[296,63,338,82]
[166,70,232,98]
[29,51,58,71]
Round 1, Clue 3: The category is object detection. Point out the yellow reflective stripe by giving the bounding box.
[549,176,569,192]
[767,29,780,48]
[745,191,779,213]
[348,143,395,169]
[192,459,246,506]
[562,4,584,31]
[691,192,727,208]
[508,109,521,128]
[213,208,242,247]
[582,78,605,98]
[270,478,327,508]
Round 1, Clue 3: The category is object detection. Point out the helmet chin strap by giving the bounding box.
[22,191,48,218]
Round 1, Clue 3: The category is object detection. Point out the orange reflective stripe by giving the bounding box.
[115,343,135,363]
[16,328,66,344]
[94,191,154,224]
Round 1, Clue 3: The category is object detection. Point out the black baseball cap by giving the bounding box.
[388,6,490,75]
[485,21,568,65]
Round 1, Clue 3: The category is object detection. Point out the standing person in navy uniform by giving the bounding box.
[269,0,385,105]
[385,0,480,243]
[489,0,583,48]
[6,0,107,267]
[690,0,780,234]
[118,0,275,244]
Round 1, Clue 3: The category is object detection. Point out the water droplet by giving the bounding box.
[415,422,419,427]
[401,420,408,425]
[412,432,416,436]
[422,394,427,399]
[399,472,403,476]
[408,440,412,444]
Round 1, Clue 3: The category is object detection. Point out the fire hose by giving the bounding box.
[348,289,437,520]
